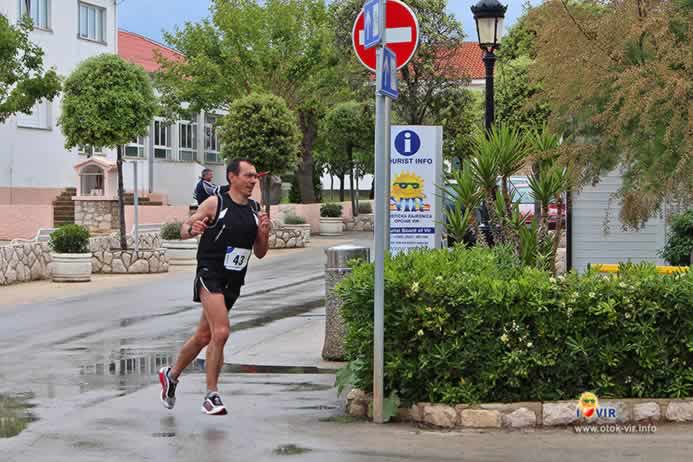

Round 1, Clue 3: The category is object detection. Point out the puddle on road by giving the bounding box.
[273,444,313,456]
[0,393,37,438]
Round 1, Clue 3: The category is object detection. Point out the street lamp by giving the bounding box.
[471,0,507,132]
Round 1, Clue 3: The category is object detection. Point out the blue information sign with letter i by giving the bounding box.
[362,0,381,49]
[377,46,398,99]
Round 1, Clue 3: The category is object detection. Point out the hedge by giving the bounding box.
[337,246,693,404]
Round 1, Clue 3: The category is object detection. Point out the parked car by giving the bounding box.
[508,177,566,229]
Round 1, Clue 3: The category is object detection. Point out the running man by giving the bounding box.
[159,159,270,415]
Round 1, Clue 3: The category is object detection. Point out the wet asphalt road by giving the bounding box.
[1,233,691,461]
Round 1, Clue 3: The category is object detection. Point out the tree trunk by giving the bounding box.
[370,178,375,200]
[298,110,318,203]
[330,176,334,202]
[339,174,345,202]
[116,145,127,250]
[551,198,565,275]
[262,175,271,217]
[348,146,357,216]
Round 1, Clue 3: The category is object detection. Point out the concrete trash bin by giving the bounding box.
[323,244,370,360]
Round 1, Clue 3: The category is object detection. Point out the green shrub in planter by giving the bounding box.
[160,221,183,240]
[358,202,373,214]
[320,203,342,218]
[337,246,693,405]
[284,214,306,225]
[660,210,692,266]
[49,224,90,253]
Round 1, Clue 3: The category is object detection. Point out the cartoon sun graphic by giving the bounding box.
[390,172,429,212]
[577,392,599,419]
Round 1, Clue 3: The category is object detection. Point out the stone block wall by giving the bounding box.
[346,390,693,429]
[344,214,374,232]
[268,223,305,249]
[75,200,119,233]
[0,242,52,286]
[92,249,168,274]
[0,232,166,286]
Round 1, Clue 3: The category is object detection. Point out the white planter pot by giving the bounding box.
[162,239,198,266]
[283,223,311,243]
[319,217,344,236]
[51,253,92,282]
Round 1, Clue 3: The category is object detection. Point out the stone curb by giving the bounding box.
[345,389,693,429]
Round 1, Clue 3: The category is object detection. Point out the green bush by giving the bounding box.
[358,202,373,214]
[160,221,183,240]
[337,246,693,405]
[660,210,693,266]
[284,213,306,225]
[320,203,342,218]
[49,224,90,254]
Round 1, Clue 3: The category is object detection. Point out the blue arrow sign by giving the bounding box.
[363,0,381,49]
[377,46,398,99]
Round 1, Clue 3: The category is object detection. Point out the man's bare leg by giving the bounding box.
[170,311,211,381]
[200,289,229,392]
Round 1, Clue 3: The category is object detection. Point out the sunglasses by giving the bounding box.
[396,182,420,189]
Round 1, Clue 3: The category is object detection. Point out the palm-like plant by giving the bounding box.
[526,123,562,173]
[528,163,570,274]
[445,166,486,246]
[469,130,502,244]
[492,125,530,217]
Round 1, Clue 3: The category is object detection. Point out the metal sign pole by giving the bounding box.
[372,0,387,425]
[384,97,391,253]
[133,160,139,253]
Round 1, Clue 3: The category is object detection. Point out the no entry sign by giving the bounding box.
[352,0,419,72]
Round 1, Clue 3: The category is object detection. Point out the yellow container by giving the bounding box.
[591,264,688,274]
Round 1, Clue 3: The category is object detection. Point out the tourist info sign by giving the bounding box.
[389,125,443,255]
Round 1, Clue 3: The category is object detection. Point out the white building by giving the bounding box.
[0,4,228,215]
[0,0,119,206]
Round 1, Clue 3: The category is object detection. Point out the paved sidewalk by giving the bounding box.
[0,233,361,308]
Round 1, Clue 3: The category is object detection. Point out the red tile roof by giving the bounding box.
[118,30,184,73]
[448,42,485,80]
[118,30,484,81]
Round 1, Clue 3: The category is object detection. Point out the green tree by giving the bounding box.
[59,54,156,250]
[316,101,374,213]
[156,0,346,204]
[0,15,61,122]
[330,0,469,125]
[219,92,300,214]
[495,55,550,130]
[429,87,483,164]
[495,4,548,131]
[529,0,691,228]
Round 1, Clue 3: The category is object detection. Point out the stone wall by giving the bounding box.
[75,200,119,233]
[269,222,305,249]
[0,242,52,286]
[0,232,165,286]
[344,214,374,232]
[346,390,693,429]
[92,249,168,274]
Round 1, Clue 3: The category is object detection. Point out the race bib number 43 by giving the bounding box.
[224,247,251,271]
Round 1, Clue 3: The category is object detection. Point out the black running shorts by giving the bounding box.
[193,267,241,310]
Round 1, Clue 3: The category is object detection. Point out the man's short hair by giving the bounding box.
[226,159,254,179]
[200,168,213,179]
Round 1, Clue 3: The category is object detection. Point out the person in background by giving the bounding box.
[194,168,218,205]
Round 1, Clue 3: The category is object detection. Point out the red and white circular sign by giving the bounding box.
[352,0,419,73]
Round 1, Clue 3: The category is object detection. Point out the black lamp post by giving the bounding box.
[471,0,507,133]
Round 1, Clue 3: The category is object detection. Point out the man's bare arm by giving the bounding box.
[181,196,217,239]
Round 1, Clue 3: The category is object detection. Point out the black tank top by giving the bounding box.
[196,190,259,286]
